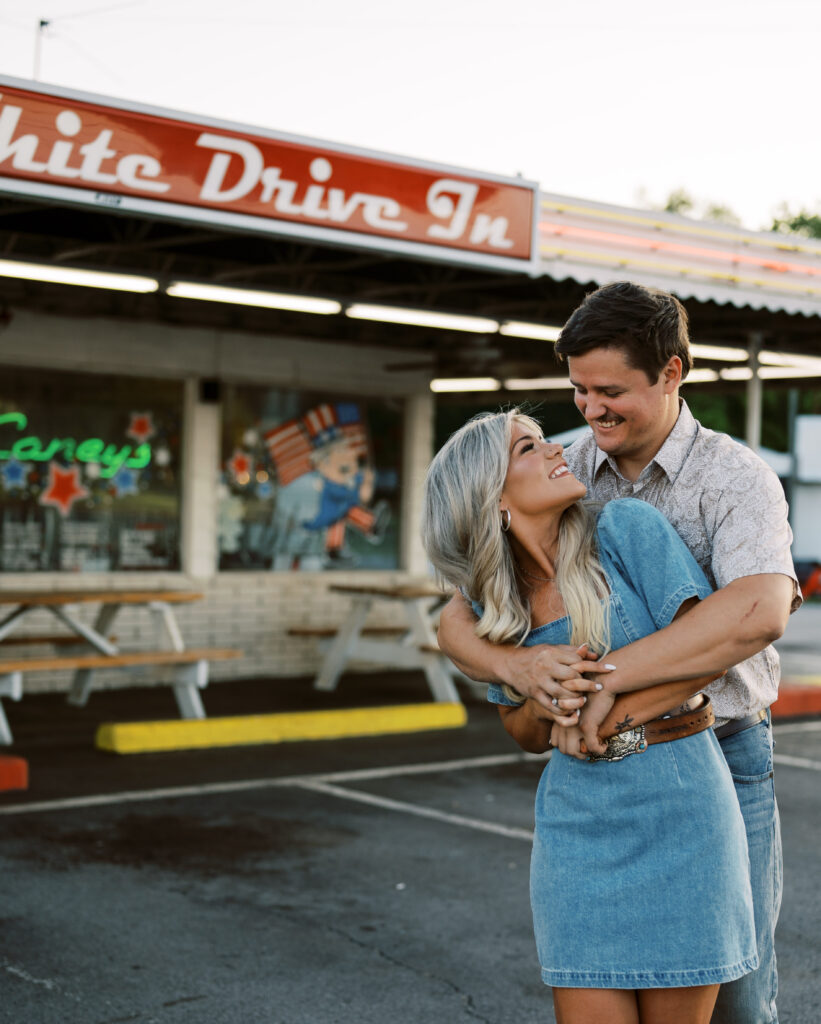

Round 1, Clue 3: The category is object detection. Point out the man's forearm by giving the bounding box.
[601,574,793,696]
[437,594,508,684]
[596,677,719,737]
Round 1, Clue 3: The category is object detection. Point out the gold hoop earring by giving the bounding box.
[500,509,511,532]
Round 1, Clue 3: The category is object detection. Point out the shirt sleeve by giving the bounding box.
[703,443,801,609]
[486,683,523,706]
[597,499,713,630]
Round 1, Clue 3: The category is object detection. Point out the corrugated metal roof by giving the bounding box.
[537,193,821,318]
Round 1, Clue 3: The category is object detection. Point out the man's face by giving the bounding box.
[567,347,681,474]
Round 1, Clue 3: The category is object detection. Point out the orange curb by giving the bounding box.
[0,755,29,792]
[772,681,821,719]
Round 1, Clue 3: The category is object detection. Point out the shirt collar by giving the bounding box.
[592,399,698,483]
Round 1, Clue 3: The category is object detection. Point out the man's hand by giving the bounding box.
[499,642,613,714]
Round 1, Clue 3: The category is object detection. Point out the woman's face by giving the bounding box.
[500,418,586,523]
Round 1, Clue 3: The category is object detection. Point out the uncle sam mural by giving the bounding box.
[265,402,390,563]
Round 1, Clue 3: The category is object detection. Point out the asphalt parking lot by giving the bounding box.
[1,672,820,1024]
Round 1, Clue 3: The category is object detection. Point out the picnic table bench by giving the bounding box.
[290,581,463,703]
[0,589,242,744]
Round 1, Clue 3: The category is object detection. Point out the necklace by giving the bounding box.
[517,563,556,584]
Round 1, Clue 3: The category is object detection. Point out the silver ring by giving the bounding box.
[551,698,559,707]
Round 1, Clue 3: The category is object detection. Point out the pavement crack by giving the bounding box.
[162,994,207,1007]
[325,924,497,1023]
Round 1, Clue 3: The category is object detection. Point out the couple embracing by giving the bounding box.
[424,282,798,1024]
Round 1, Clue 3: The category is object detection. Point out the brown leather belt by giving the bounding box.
[589,697,715,763]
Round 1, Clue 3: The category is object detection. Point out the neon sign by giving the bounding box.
[0,412,151,478]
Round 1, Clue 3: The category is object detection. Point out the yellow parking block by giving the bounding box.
[95,702,468,754]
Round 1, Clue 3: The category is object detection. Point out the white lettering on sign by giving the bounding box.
[195,134,514,247]
[196,134,410,232]
[426,179,478,240]
[469,213,514,249]
[426,179,514,249]
[0,90,526,254]
[0,97,171,194]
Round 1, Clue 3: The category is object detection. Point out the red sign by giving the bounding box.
[0,78,537,270]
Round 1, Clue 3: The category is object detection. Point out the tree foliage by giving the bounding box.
[660,189,741,226]
[769,206,821,239]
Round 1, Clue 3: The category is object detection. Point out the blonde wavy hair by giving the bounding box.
[422,411,610,699]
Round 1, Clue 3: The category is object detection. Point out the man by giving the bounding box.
[437,281,800,1024]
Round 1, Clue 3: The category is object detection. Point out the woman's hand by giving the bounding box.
[576,688,616,756]
[499,643,614,714]
[549,722,588,760]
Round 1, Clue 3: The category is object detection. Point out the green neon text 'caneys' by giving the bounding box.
[0,412,152,479]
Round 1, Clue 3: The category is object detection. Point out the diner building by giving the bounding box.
[1,75,820,695]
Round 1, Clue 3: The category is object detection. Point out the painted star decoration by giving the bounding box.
[126,411,156,444]
[1,459,31,490]
[39,462,89,517]
[228,449,252,484]
[111,468,139,497]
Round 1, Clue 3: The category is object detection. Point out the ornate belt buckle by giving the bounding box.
[588,724,648,763]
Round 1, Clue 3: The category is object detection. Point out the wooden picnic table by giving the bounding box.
[0,588,240,744]
[310,581,460,703]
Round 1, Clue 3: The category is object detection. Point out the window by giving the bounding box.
[0,368,182,571]
[219,386,402,571]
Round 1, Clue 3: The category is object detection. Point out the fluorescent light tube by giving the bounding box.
[690,343,749,362]
[503,377,572,390]
[759,367,821,379]
[759,351,821,368]
[347,304,498,333]
[167,282,341,314]
[0,259,158,293]
[500,321,562,342]
[430,378,501,393]
[721,366,821,381]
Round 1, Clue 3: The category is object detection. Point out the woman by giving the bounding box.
[421,410,756,1024]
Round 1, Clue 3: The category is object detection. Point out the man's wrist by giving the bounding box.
[493,646,531,696]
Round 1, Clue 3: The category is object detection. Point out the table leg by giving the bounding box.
[314,597,372,692]
[0,671,22,745]
[49,605,119,656]
[149,602,207,715]
[404,599,460,703]
[172,661,207,719]
[64,604,121,707]
[0,606,31,642]
[149,601,185,652]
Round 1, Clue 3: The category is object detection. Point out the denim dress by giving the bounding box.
[487,499,758,989]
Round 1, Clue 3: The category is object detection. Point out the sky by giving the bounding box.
[0,0,819,232]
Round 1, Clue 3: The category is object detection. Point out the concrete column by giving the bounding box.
[400,391,435,575]
[180,378,221,579]
[746,331,764,451]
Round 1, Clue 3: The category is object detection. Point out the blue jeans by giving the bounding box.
[712,715,782,1024]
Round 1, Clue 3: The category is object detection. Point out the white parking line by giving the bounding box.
[2,740,819,818]
[774,753,821,772]
[0,751,546,817]
[773,721,821,735]
[293,779,535,842]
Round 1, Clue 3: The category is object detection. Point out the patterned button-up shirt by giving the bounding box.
[564,400,801,723]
